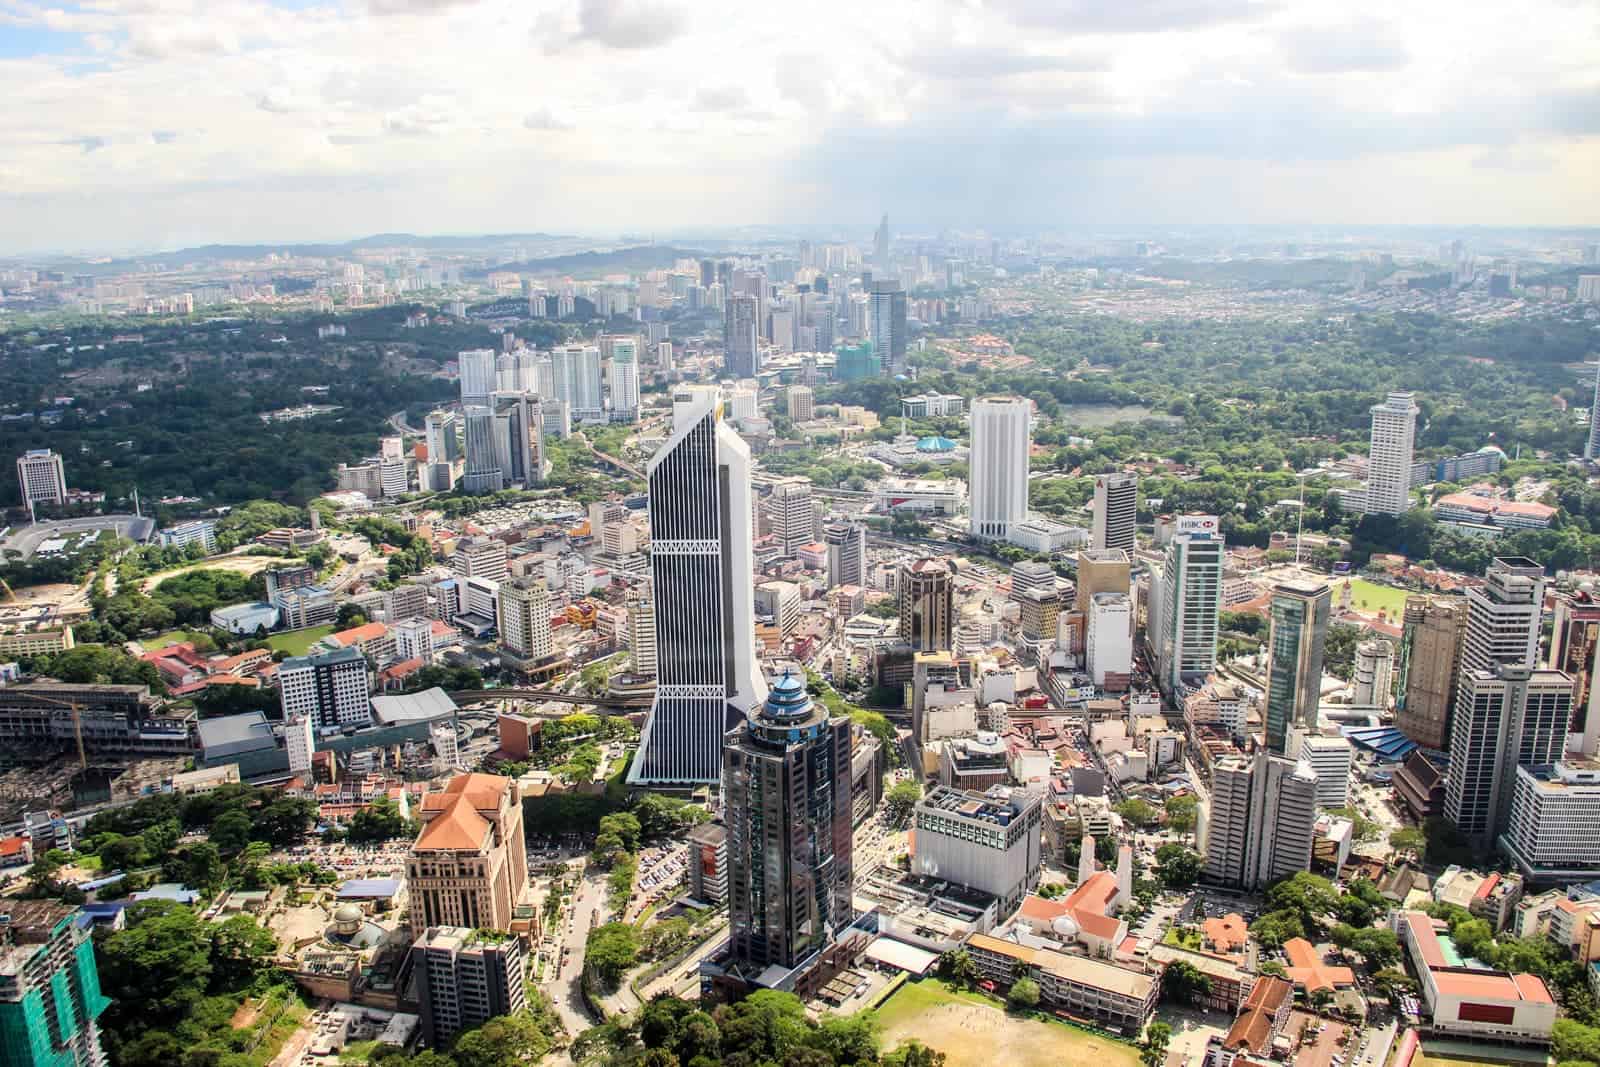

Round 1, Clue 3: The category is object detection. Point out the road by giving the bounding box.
[548,862,609,1038]
[388,409,421,436]
[0,513,155,560]
[1354,1018,1398,1067]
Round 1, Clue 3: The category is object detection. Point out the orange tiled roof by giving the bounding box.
[414,794,492,850]
[1283,937,1356,993]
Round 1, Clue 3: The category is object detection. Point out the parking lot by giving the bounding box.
[273,841,410,879]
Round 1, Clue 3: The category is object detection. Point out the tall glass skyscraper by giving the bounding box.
[1264,581,1331,755]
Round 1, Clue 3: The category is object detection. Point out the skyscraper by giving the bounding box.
[1396,595,1467,750]
[626,586,657,679]
[0,901,110,1067]
[969,396,1030,541]
[1092,474,1137,553]
[491,392,545,487]
[457,348,496,409]
[1444,666,1573,847]
[14,448,67,512]
[551,344,604,421]
[724,294,759,378]
[461,405,503,494]
[762,478,817,558]
[869,280,907,376]
[1587,360,1600,462]
[1264,581,1331,755]
[1461,556,1545,676]
[1548,591,1600,754]
[1364,391,1420,516]
[1154,515,1224,695]
[899,558,954,652]
[278,646,371,730]
[874,213,890,272]
[424,410,459,463]
[497,576,552,678]
[824,521,867,589]
[286,712,315,776]
[629,386,766,785]
[605,335,640,422]
[1203,750,1319,889]
[1074,548,1131,612]
[722,672,853,977]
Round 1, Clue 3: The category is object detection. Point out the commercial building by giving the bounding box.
[409,927,527,1049]
[1086,593,1133,687]
[724,294,760,378]
[551,344,604,421]
[1547,592,1600,754]
[285,713,315,777]
[763,478,818,557]
[1075,549,1131,612]
[687,822,728,905]
[408,772,529,932]
[460,405,503,494]
[722,672,853,978]
[824,522,867,590]
[1445,666,1573,848]
[786,385,814,421]
[273,584,337,630]
[1203,751,1319,890]
[14,449,67,511]
[1396,596,1467,750]
[968,397,1030,541]
[900,392,964,418]
[452,537,507,582]
[1092,474,1137,553]
[1295,734,1354,809]
[626,588,657,679]
[496,576,552,679]
[0,627,75,658]
[278,646,372,730]
[899,558,954,653]
[1461,557,1545,677]
[1395,911,1554,1045]
[630,386,765,785]
[1501,758,1600,881]
[1364,391,1420,516]
[393,616,434,666]
[491,392,547,487]
[1152,516,1224,695]
[912,785,1042,914]
[1353,639,1395,708]
[1263,581,1330,755]
[0,681,193,757]
[869,280,907,376]
[157,519,218,553]
[873,478,964,516]
[0,901,110,1067]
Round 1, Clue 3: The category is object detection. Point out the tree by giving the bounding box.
[1162,960,1213,1005]
[885,779,922,822]
[163,841,224,892]
[252,796,317,846]
[98,901,214,1034]
[598,811,643,852]
[1142,1021,1173,1067]
[1250,909,1307,950]
[208,915,277,989]
[452,1012,554,1067]
[807,1014,879,1065]
[936,949,980,990]
[346,797,411,843]
[714,990,811,1066]
[1115,797,1159,827]
[209,809,254,855]
[586,922,639,989]
[882,1041,947,1067]
[1389,827,1426,858]
[1154,843,1202,888]
[1006,976,1041,1011]
[1164,795,1198,837]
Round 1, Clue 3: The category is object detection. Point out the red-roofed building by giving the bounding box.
[377,658,426,692]
[1222,976,1293,1055]
[0,834,33,871]
[322,621,397,664]
[1282,937,1356,994]
[1394,910,1556,1044]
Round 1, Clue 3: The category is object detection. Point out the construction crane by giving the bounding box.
[24,692,88,770]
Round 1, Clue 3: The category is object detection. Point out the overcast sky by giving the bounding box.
[1,0,1597,253]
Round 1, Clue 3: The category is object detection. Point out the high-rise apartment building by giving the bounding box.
[605,335,640,422]
[1396,596,1467,750]
[763,478,817,558]
[899,558,954,652]
[452,536,508,581]
[1153,516,1224,695]
[1092,474,1137,553]
[626,587,657,678]
[551,344,604,421]
[1264,581,1331,756]
[1203,750,1319,889]
[969,397,1030,541]
[869,280,907,376]
[1075,548,1131,612]
[278,646,371,730]
[408,772,528,931]
[824,521,867,589]
[0,901,110,1067]
[724,294,760,378]
[497,576,552,677]
[1445,666,1573,847]
[722,673,853,977]
[1364,391,1420,516]
[410,927,527,1049]
[457,348,496,408]
[15,448,67,511]
[630,386,765,785]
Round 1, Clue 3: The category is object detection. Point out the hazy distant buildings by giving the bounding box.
[724,294,759,378]
[15,448,67,512]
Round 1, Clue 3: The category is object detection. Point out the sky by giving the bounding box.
[0,0,1597,253]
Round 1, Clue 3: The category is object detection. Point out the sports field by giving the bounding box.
[267,624,335,656]
[874,980,1142,1067]
[1339,578,1410,618]
[1419,1051,1549,1067]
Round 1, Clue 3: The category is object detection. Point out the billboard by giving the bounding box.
[1176,514,1220,536]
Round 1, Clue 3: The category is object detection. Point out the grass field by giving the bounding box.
[267,624,335,656]
[1340,577,1410,618]
[1418,1050,1549,1067]
[874,980,1143,1067]
[147,629,202,648]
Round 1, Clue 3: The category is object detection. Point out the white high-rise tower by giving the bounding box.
[1364,390,1420,516]
[968,396,1030,541]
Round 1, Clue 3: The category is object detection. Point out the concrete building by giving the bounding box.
[1092,473,1137,554]
[963,933,1158,1033]
[1075,548,1131,612]
[824,521,867,590]
[605,335,640,421]
[912,785,1042,914]
[1203,750,1319,890]
[1461,558,1545,676]
[452,537,508,581]
[457,348,496,408]
[278,646,371,730]
[687,822,728,905]
[0,627,75,658]
[492,392,546,487]
[763,478,818,558]
[755,581,802,639]
[786,385,815,421]
[1154,516,1224,695]
[1445,666,1573,848]
[1353,639,1395,708]
[0,901,109,1067]
[1397,596,1467,750]
[1365,391,1420,516]
[1264,581,1330,755]
[626,588,657,679]
[1086,593,1133,687]
[1502,758,1600,881]
[968,397,1030,541]
[1548,592,1600,755]
[899,558,954,652]
[393,616,434,666]
[15,448,67,511]
[497,576,552,677]
[724,294,759,378]
[285,712,315,776]
[410,926,527,1049]
[1295,734,1354,809]
[408,773,529,932]
[551,344,604,421]
[869,279,907,376]
[157,519,218,553]
[1395,911,1555,1045]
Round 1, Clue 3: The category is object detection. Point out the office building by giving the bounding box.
[723,672,853,975]
[452,536,507,581]
[1204,750,1319,890]
[1396,596,1467,750]
[1086,593,1133,687]
[724,294,760,378]
[869,280,907,375]
[460,405,502,494]
[763,478,817,557]
[285,713,315,776]
[630,386,765,785]
[1295,734,1353,809]
[1501,759,1600,881]
[1462,556,1545,681]
[687,822,728,905]
[497,576,552,677]
[492,392,546,487]
[1364,391,1420,516]
[424,409,459,465]
[626,588,657,678]
[1074,548,1131,612]
[1092,474,1137,553]
[157,519,218,553]
[0,901,110,1067]
[912,785,1042,914]
[899,558,954,652]
[1009,560,1057,603]
[1445,666,1573,847]
[1549,592,1600,754]
[551,344,604,421]
[15,448,67,511]
[272,584,337,630]
[393,616,433,666]
[874,213,890,272]
[786,385,814,421]
[824,521,867,589]
[969,397,1030,541]
[457,348,496,408]
[278,646,370,730]
[1353,639,1395,708]
[1264,581,1331,755]
[1154,516,1225,695]
[605,335,641,421]
[408,772,529,931]
[410,927,527,1049]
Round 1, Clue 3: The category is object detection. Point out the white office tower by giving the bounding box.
[461,406,503,494]
[15,448,67,511]
[1364,390,1420,516]
[1502,760,1600,881]
[552,344,604,421]
[497,576,553,677]
[1353,639,1395,707]
[1462,557,1545,676]
[279,646,371,730]
[606,335,641,422]
[458,348,496,408]
[1445,665,1573,847]
[394,616,435,666]
[825,521,867,589]
[630,386,767,784]
[492,392,546,487]
[968,396,1030,541]
[1086,592,1133,686]
[1155,516,1224,696]
[430,719,462,771]
[763,478,817,557]
[728,384,758,422]
[1203,750,1319,889]
[1293,733,1354,809]
[1587,361,1600,462]
[379,438,409,497]
[285,713,315,777]
[1092,473,1137,553]
[627,587,657,678]
[657,340,674,372]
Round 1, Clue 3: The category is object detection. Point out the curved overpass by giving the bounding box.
[448,688,653,709]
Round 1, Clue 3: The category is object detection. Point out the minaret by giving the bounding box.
[1116,843,1134,909]
[1078,834,1096,885]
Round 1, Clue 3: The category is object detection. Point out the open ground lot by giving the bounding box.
[267,625,336,656]
[140,554,280,592]
[1339,577,1410,618]
[1418,1047,1552,1067]
[874,979,1143,1067]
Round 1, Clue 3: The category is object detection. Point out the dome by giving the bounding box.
[1052,913,1080,938]
[333,904,363,933]
[917,435,957,453]
[761,669,813,721]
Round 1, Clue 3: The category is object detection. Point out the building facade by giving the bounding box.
[14,449,67,512]
[1364,391,1420,516]
[1203,751,1319,890]
[409,927,527,1049]
[1155,517,1224,695]
[1264,581,1331,756]
[899,558,954,653]
[824,522,867,590]
[408,773,529,932]
[278,646,371,730]
[497,576,553,677]
[1092,474,1137,553]
[968,397,1030,541]
[1396,596,1467,750]
[912,785,1043,914]
[1445,666,1573,848]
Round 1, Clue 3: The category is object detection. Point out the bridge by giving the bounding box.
[449,688,653,709]
[574,433,645,481]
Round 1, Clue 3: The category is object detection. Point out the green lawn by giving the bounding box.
[1342,578,1410,618]
[267,625,335,656]
[874,979,1142,1067]
[147,629,201,648]
[1418,1053,1546,1067]
[1163,926,1204,950]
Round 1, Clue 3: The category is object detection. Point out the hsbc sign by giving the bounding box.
[1177,514,1220,535]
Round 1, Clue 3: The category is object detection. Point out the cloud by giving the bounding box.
[366,0,478,16]
[1279,20,1410,73]
[1471,148,1556,172]
[573,0,686,49]
[897,44,1112,79]
[59,135,107,153]
[151,130,178,144]
[382,106,451,136]
[127,25,237,59]
[993,0,1280,33]
[257,87,309,114]
[523,108,575,131]
[689,86,748,112]
[327,133,376,145]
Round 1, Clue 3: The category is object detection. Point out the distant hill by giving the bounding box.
[101,232,579,265]
[475,245,708,278]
